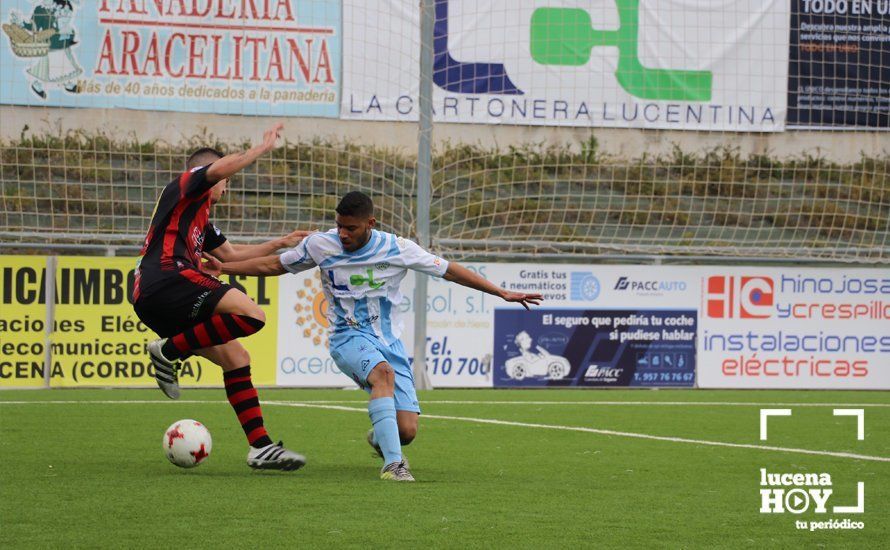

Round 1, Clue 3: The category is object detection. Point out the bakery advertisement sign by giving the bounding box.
[0,0,340,117]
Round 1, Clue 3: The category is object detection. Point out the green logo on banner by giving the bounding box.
[530,1,713,101]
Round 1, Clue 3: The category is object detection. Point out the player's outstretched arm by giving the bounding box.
[205,122,284,184]
[210,230,312,262]
[204,254,287,277]
[443,262,543,310]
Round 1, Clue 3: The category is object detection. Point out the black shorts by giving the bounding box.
[133,269,232,337]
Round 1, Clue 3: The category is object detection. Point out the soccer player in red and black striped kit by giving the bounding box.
[133,123,306,471]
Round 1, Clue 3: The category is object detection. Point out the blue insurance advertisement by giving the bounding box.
[493,309,697,387]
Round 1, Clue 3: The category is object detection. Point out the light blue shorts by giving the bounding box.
[329,332,420,413]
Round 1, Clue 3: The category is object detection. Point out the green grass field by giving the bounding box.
[1,389,887,548]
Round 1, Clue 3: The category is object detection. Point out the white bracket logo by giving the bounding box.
[832,408,864,440]
[760,408,791,440]
[758,408,865,515]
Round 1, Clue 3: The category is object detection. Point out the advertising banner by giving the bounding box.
[0,1,340,117]
[0,255,48,388]
[408,268,505,388]
[788,0,890,128]
[0,256,278,388]
[276,269,348,387]
[493,309,696,387]
[7,257,887,390]
[487,265,700,387]
[343,0,789,131]
[697,267,890,389]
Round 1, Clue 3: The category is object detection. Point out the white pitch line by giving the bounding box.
[2,399,889,463]
[355,400,890,407]
[0,400,221,405]
[1,399,889,407]
[264,401,890,464]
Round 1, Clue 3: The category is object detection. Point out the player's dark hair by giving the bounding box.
[186,147,224,170]
[336,191,374,218]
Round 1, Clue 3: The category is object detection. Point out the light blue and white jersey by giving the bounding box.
[279,229,449,345]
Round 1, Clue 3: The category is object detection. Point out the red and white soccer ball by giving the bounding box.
[163,419,212,468]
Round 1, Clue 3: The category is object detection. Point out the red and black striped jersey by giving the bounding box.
[134,165,227,299]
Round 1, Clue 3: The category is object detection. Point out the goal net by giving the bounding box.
[0,0,887,263]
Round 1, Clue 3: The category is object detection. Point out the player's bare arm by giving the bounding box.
[204,254,287,278]
[204,122,284,184]
[208,230,311,263]
[443,262,543,310]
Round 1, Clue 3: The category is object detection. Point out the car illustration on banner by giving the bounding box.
[504,331,571,380]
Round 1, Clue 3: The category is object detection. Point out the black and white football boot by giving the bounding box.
[148,338,180,400]
[247,441,307,471]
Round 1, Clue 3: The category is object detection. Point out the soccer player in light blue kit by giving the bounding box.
[209,191,542,481]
